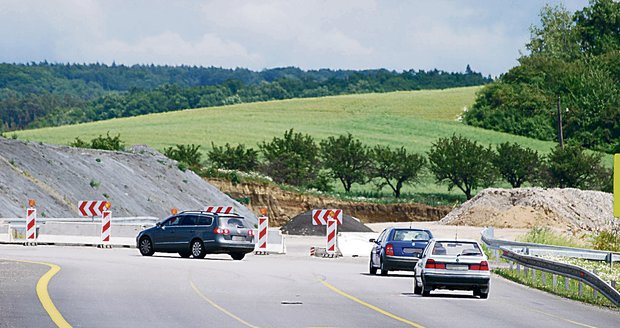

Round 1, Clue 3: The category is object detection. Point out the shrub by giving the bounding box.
[493,142,541,188]
[70,132,125,151]
[370,145,426,198]
[208,142,259,172]
[259,129,320,186]
[542,144,606,190]
[592,230,620,252]
[163,144,202,170]
[319,133,369,192]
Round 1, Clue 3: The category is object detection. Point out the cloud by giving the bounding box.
[83,32,262,67]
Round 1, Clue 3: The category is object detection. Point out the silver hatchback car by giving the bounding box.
[413,239,490,298]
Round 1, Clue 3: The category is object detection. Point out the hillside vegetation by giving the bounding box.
[15,86,593,201]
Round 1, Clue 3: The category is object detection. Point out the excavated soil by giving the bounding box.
[440,188,616,233]
[280,210,374,236]
[208,179,452,227]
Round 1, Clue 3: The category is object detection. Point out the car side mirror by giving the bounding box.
[369,238,376,243]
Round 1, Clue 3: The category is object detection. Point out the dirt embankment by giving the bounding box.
[208,179,451,227]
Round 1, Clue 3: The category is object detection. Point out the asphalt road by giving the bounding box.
[0,245,619,328]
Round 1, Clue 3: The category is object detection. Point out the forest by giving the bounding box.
[0,63,490,131]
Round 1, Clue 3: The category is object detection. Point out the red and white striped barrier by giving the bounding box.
[310,246,316,256]
[256,216,268,254]
[326,219,337,254]
[312,209,343,225]
[26,208,36,241]
[78,200,109,217]
[101,211,111,244]
[205,206,233,214]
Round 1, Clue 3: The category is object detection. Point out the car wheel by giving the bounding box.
[230,253,245,261]
[480,290,489,299]
[413,275,422,295]
[473,288,480,297]
[139,237,154,256]
[178,250,191,258]
[421,281,431,297]
[369,254,377,275]
[191,239,206,259]
[380,258,388,276]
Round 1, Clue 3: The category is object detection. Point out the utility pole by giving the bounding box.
[557,96,564,148]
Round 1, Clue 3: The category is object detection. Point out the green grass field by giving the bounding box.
[13,86,609,202]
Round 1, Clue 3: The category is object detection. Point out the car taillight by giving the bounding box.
[470,261,489,271]
[248,230,255,237]
[214,227,230,235]
[425,259,445,269]
[386,244,394,256]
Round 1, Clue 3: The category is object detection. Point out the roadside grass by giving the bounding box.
[13,86,612,198]
[517,226,585,248]
[495,267,615,307]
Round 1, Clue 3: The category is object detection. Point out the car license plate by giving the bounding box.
[232,236,245,241]
[403,248,421,255]
[446,264,468,271]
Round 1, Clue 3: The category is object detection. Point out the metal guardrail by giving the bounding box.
[481,227,620,262]
[481,227,620,307]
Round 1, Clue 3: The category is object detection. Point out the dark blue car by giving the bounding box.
[369,227,433,276]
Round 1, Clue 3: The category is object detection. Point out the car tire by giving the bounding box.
[138,237,154,256]
[179,250,191,258]
[369,255,377,275]
[413,276,422,295]
[230,253,245,261]
[191,239,206,259]
[473,288,480,297]
[380,259,388,276]
[421,281,431,297]
[480,290,489,299]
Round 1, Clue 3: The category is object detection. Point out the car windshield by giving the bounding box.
[221,217,248,228]
[392,230,430,241]
[432,242,481,256]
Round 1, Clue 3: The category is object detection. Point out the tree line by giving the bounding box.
[157,130,611,200]
[464,0,620,154]
[0,63,490,131]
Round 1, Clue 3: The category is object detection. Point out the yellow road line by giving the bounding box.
[14,259,72,328]
[190,281,259,328]
[319,280,425,328]
[532,309,596,328]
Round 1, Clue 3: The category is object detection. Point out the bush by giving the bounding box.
[319,133,369,192]
[542,144,606,190]
[492,142,541,188]
[592,230,620,252]
[518,226,583,248]
[163,144,202,170]
[370,145,426,198]
[70,132,125,151]
[208,142,259,172]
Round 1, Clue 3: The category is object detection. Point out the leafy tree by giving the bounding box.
[163,144,202,169]
[542,144,606,189]
[370,145,426,198]
[427,135,496,200]
[492,142,541,188]
[208,142,259,172]
[319,133,369,192]
[574,0,620,55]
[259,129,320,186]
[527,3,580,60]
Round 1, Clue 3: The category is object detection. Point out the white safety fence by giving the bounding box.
[253,228,286,254]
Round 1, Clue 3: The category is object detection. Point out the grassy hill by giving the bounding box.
[14,86,599,203]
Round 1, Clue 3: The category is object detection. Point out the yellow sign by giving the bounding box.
[615,154,620,217]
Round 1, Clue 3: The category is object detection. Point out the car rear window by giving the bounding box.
[432,242,482,256]
[392,230,430,241]
[196,216,213,226]
[221,217,248,228]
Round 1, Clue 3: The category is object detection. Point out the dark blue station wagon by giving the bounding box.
[136,211,255,260]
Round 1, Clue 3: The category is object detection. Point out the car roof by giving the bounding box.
[431,238,480,244]
[387,227,430,232]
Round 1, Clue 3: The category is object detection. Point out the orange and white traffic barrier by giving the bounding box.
[310,246,316,256]
[326,218,337,255]
[255,216,269,255]
[205,206,233,214]
[26,208,36,242]
[100,210,111,247]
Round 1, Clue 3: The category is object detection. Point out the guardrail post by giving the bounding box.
[541,271,546,287]
[509,261,513,271]
[552,274,557,290]
[516,263,521,274]
[564,277,570,290]
[524,266,529,279]
[612,281,617,290]
[532,268,537,283]
[578,281,583,296]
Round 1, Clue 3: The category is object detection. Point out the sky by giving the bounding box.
[0,0,589,77]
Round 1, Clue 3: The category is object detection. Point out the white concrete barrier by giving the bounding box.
[337,232,379,257]
[253,228,286,254]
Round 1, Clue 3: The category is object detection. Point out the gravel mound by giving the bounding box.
[0,138,256,224]
[281,210,374,236]
[439,188,615,232]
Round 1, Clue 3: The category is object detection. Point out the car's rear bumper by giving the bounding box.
[423,272,490,290]
[383,255,419,271]
[208,242,255,254]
